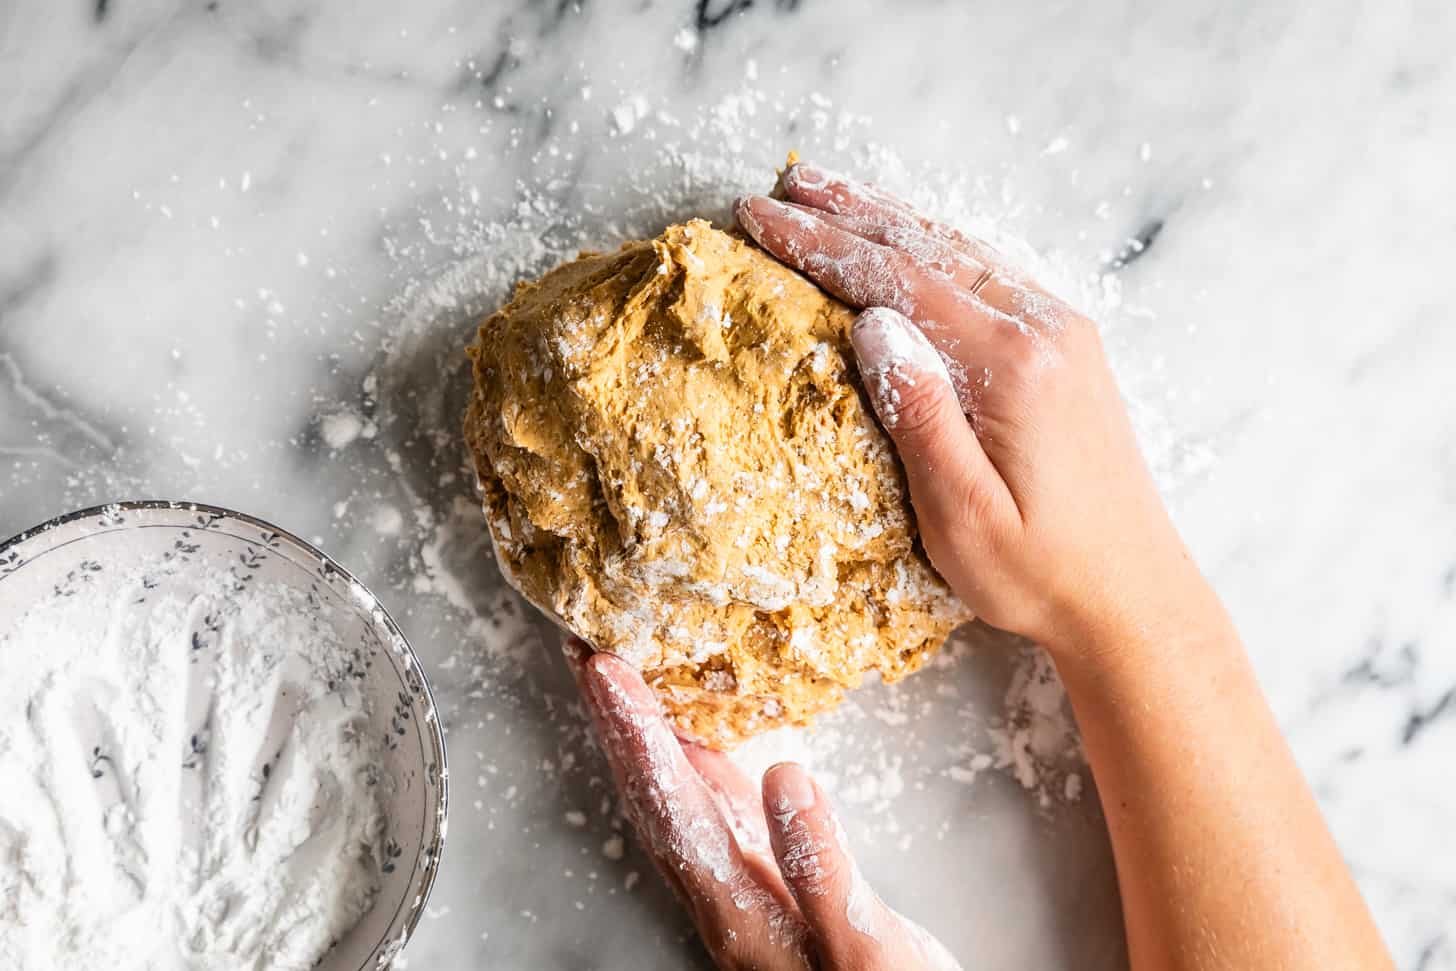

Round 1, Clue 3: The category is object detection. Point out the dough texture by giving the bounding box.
[465,219,969,747]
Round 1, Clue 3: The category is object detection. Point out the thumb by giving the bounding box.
[761,763,886,953]
[761,763,964,971]
[850,306,1008,536]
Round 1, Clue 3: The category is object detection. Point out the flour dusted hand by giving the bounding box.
[464,220,969,748]
[565,640,962,971]
[737,164,1192,660]
[738,162,1397,971]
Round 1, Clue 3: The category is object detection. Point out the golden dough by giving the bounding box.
[464,220,969,748]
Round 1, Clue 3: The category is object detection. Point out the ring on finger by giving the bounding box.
[969,266,995,296]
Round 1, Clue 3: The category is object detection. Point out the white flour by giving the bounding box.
[851,306,958,428]
[0,562,387,970]
[336,80,1163,903]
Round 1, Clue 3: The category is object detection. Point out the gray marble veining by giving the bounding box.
[2,1,1453,968]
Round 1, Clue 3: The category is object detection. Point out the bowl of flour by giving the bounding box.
[0,501,448,971]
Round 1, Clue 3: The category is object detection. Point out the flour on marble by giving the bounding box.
[320,409,369,450]
[0,561,387,971]
[988,647,1084,807]
[338,80,1122,874]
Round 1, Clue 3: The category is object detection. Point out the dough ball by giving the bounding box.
[464,219,970,748]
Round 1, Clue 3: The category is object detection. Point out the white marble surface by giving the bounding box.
[3,1,1454,968]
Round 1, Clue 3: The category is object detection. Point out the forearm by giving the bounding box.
[731,160,1394,969]
[1051,579,1394,971]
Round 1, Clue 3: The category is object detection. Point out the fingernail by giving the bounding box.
[785,161,831,191]
[735,195,768,238]
[764,762,817,814]
[585,653,665,724]
[852,308,953,388]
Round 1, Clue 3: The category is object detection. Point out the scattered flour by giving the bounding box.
[988,648,1084,808]
[344,73,1153,896]
[0,560,387,971]
[319,409,364,450]
[0,27,1212,971]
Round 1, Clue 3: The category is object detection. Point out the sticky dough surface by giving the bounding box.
[465,220,969,747]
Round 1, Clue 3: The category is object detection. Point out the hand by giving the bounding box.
[733,165,1398,971]
[735,164,1206,659]
[565,639,962,971]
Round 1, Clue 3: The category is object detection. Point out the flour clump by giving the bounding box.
[465,219,970,747]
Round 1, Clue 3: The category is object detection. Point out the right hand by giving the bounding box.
[736,163,1209,659]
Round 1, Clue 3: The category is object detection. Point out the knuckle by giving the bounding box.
[1001,332,1046,377]
[919,465,1014,554]
[884,377,954,441]
[708,933,746,969]
[940,480,1006,553]
[961,480,1004,535]
[704,922,760,971]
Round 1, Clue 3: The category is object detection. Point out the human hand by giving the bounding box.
[735,163,1211,659]
[565,639,962,971]
[731,163,1396,971]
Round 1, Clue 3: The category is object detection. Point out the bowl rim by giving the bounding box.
[0,498,450,969]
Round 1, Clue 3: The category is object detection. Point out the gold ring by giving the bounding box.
[970,267,995,296]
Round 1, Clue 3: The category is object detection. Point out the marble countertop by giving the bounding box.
[2,1,1453,967]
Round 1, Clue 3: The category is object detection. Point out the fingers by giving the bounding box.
[782,201,1059,327]
[735,195,1009,366]
[761,161,1074,331]
[781,160,1055,304]
[575,650,746,893]
[682,741,802,920]
[762,763,965,971]
[737,194,1062,391]
[781,160,941,236]
[779,201,994,293]
[761,763,860,921]
[575,649,811,968]
[851,307,1012,518]
[736,193,916,310]
[683,742,776,862]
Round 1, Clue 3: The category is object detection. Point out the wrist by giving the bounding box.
[1040,549,1233,673]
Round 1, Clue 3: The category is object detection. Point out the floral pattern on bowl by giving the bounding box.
[0,500,449,970]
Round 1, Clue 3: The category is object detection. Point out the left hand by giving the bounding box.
[734,163,1189,661]
[565,639,963,971]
